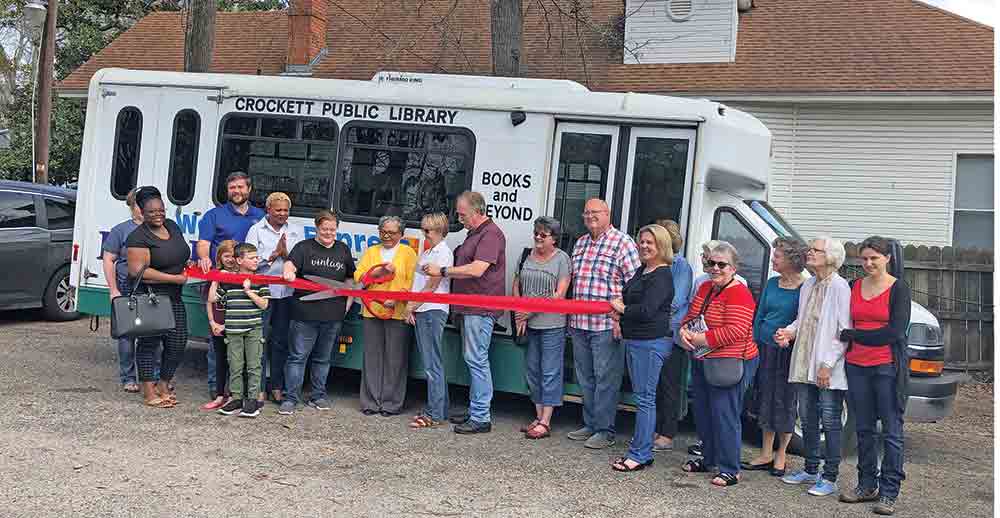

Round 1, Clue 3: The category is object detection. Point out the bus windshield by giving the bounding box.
[746,200,803,241]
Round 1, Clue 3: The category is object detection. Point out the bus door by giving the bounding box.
[545,123,620,252]
[615,127,697,252]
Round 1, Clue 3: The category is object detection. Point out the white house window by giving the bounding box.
[952,154,994,250]
[666,0,695,21]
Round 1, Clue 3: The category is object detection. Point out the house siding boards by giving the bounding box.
[624,0,737,64]
[730,101,995,246]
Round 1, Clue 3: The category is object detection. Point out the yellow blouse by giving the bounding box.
[354,243,417,320]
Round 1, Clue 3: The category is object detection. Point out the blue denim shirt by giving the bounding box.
[669,255,693,346]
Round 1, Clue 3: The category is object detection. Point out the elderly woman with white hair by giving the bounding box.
[355,215,417,416]
[774,236,852,497]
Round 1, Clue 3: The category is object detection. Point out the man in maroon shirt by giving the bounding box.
[424,191,506,434]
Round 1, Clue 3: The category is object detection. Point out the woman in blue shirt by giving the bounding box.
[743,237,808,476]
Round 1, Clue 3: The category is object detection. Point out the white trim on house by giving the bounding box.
[678,93,994,103]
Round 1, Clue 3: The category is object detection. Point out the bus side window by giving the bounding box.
[110,107,143,200]
[712,207,769,301]
[167,109,201,205]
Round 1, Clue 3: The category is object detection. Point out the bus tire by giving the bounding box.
[42,265,79,322]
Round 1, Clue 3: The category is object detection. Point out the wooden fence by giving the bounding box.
[839,243,994,370]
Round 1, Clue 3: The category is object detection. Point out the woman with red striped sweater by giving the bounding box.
[678,241,760,487]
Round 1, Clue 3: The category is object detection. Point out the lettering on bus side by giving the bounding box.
[481,171,535,222]
[232,96,459,125]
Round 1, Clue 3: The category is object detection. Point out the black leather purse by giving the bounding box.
[110,265,176,339]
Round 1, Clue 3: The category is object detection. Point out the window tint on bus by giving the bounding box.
[44,198,74,230]
[625,137,689,238]
[111,107,142,200]
[713,208,769,301]
[0,192,37,228]
[552,133,611,252]
[336,123,474,227]
[215,115,337,214]
[167,109,201,205]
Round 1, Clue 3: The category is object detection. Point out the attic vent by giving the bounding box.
[666,0,695,21]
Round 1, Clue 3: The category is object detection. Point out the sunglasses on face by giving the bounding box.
[420,227,433,234]
[706,260,730,269]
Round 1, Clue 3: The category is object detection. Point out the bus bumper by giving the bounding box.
[904,372,968,423]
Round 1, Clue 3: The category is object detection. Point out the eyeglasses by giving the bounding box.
[420,227,434,234]
[379,229,401,237]
[582,210,607,217]
[533,231,552,239]
[808,247,826,255]
[705,260,730,269]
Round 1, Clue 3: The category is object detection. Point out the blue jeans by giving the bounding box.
[570,328,624,436]
[525,327,566,407]
[263,297,292,393]
[691,356,759,475]
[284,319,342,405]
[460,314,496,423]
[846,363,906,499]
[797,383,846,482]
[625,337,672,464]
[207,339,217,393]
[414,310,449,421]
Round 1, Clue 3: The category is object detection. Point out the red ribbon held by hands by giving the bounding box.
[185,266,612,316]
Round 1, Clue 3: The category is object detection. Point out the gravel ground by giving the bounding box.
[0,314,993,518]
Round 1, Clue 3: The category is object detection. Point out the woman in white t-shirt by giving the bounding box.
[406,213,454,428]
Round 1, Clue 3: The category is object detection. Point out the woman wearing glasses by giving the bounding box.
[407,213,454,429]
[678,241,759,487]
[356,215,417,416]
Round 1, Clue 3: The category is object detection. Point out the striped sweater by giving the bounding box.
[683,280,759,360]
[216,283,270,335]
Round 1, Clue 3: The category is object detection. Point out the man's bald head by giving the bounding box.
[583,198,611,237]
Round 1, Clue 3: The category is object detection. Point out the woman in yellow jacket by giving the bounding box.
[356,215,417,416]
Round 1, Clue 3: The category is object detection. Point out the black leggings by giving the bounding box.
[212,335,230,398]
[136,284,188,383]
[655,344,690,438]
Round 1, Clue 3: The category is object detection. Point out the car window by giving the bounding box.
[44,197,75,230]
[0,191,38,229]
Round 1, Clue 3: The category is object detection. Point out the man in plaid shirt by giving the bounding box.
[566,198,641,449]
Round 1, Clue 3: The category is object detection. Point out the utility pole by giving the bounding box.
[34,0,56,184]
[185,0,217,73]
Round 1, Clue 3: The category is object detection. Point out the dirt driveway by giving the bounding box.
[0,315,992,517]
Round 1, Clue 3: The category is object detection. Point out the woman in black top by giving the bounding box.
[609,224,675,472]
[125,187,191,408]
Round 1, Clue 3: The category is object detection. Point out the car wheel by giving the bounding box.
[42,265,79,321]
[789,399,857,458]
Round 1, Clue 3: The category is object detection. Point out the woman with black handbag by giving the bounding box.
[678,241,759,487]
[125,187,191,408]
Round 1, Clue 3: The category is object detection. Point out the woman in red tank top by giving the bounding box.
[838,237,911,515]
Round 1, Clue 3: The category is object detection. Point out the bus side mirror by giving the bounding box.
[510,111,526,127]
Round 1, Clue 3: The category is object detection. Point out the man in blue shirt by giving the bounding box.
[195,171,265,397]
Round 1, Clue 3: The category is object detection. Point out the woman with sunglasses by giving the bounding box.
[356,215,417,417]
[678,241,759,487]
[406,213,454,429]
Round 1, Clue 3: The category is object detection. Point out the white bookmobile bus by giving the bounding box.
[70,68,959,443]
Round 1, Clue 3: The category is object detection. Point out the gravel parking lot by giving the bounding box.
[0,314,993,518]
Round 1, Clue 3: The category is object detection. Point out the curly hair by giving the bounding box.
[772,237,808,273]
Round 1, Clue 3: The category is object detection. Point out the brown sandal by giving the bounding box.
[144,397,175,409]
[519,419,540,433]
[525,422,550,439]
[409,415,442,429]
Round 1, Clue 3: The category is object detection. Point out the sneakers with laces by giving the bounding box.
[239,400,261,418]
[807,478,838,496]
[308,398,332,411]
[278,401,295,415]
[566,427,593,441]
[584,432,616,449]
[840,486,879,503]
[781,469,820,485]
[218,399,243,415]
[872,496,896,515]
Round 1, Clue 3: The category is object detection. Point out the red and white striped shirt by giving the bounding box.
[684,280,759,360]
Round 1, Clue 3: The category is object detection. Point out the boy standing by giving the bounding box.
[215,243,271,418]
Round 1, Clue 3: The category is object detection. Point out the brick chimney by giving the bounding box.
[286,0,328,74]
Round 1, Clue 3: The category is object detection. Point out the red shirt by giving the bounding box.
[684,281,758,360]
[847,281,894,366]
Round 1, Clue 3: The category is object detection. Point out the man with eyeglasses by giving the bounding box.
[566,198,641,449]
[424,191,506,434]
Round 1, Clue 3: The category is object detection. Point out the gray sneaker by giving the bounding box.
[308,398,332,411]
[873,496,896,515]
[278,401,295,415]
[567,427,593,441]
[584,432,616,449]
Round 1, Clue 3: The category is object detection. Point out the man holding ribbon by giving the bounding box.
[567,198,641,449]
[424,191,506,435]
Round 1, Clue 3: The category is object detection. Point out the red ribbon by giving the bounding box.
[185,266,611,315]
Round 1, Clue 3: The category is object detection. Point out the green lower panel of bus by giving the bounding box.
[78,285,626,402]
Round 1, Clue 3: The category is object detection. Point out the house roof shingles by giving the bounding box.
[58,0,994,94]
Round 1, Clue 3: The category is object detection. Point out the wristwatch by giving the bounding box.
[440,266,447,277]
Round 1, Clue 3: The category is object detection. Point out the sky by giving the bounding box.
[919,0,997,26]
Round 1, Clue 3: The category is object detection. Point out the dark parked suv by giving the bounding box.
[0,180,78,320]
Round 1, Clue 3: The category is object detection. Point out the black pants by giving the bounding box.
[136,284,188,383]
[212,335,229,398]
[757,344,797,433]
[654,344,689,438]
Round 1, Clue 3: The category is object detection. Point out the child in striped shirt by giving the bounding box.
[213,243,270,418]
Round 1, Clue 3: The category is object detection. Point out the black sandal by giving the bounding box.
[712,472,740,487]
[611,457,653,472]
[682,459,710,473]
